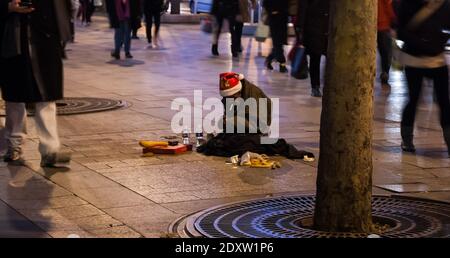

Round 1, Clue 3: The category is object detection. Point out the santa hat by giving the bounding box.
[219,72,245,97]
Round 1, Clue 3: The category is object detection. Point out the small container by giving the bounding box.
[182,128,190,145]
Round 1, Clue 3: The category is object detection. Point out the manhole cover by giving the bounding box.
[0,97,128,116]
[178,195,450,238]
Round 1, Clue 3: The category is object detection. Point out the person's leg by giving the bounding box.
[235,22,244,52]
[228,17,238,57]
[34,102,60,156]
[145,11,153,44]
[430,66,450,155]
[153,11,161,46]
[124,19,132,57]
[309,52,322,96]
[112,25,122,58]
[34,102,71,167]
[269,15,287,72]
[212,15,223,56]
[87,5,95,23]
[401,66,425,152]
[377,30,392,84]
[4,102,27,162]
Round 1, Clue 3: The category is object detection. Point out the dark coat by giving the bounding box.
[130,0,142,30]
[397,0,450,57]
[263,0,289,46]
[106,0,141,28]
[143,0,164,13]
[0,0,71,103]
[222,79,272,134]
[296,0,330,55]
[211,0,239,18]
[263,0,289,15]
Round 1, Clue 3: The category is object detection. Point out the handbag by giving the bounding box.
[200,17,213,34]
[289,45,309,80]
[393,0,446,68]
[254,22,269,43]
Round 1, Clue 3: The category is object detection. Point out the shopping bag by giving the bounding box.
[200,17,213,33]
[290,45,309,80]
[254,22,269,43]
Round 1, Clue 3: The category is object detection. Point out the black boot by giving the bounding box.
[443,127,450,157]
[265,58,273,70]
[401,126,416,152]
[279,63,288,73]
[311,86,322,97]
[212,44,219,56]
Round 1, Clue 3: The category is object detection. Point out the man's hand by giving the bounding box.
[8,0,34,14]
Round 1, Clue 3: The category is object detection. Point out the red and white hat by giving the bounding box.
[219,72,245,97]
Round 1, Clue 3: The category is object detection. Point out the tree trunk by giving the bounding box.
[313,0,377,233]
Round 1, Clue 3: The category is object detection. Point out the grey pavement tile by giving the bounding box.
[6,195,88,210]
[87,225,143,238]
[0,200,50,238]
[40,171,120,191]
[72,187,153,209]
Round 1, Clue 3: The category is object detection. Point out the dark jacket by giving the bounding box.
[130,0,142,29]
[211,0,239,18]
[263,0,289,45]
[263,0,289,15]
[0,0,71,103]
[296,0,330,55]
[143,0,164,13]
[397,0,450,57]
[222,79,272,134]
[106,0,140,28]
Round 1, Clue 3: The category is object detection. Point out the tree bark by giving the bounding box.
[313,0,377,233]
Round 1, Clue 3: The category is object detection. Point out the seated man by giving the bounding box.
[219,72,272,135]
[197,72,314,160]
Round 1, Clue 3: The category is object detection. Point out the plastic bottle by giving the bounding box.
[182,128,190,145]
[195,126,204,147]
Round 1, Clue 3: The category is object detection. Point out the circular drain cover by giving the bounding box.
[183,195,450,238]
[0,97,128,116]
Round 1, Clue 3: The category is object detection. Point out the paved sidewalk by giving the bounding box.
[0,16,449,238]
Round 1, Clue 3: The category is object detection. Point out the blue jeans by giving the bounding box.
[114,20,131,54]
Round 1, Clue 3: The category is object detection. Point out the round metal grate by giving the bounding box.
[188,195,450,238]
[0,97,128,116]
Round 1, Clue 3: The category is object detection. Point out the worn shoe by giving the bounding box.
[40,152,72,168]
[401,141,416,153]
[3,148,24,165]
[279,63,288,73]
[211,44,219,56]
[125,52,133,59]
[111,51,120,60]
[311,88,322,97]
[401,126,416,153]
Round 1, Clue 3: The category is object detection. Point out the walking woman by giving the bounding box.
[397,0,450,155]
[296,0,330,97]
[106,0,133,59]
[263,0,289,73]
[143,0,164,47]
[210,0,240,57]
[235,0,256,54]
